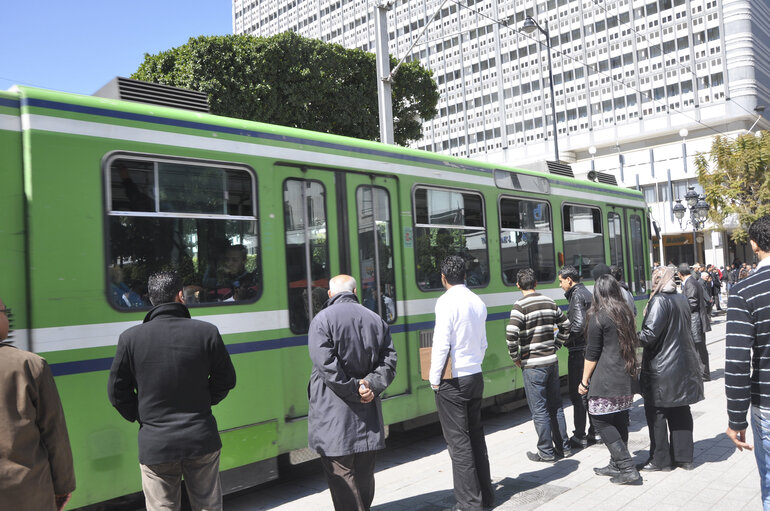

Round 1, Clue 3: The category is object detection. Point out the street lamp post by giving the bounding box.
[522,16,559,162]
[672,185,710,264]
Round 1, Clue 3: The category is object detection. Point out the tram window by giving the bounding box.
[284,179,330,334]
[630,215,647,294]
[608,212,624,269]
[413,187,489,291]
[106,157,260,310]
[356,186,396,322]
[499,197,555,285]
[562,204,605,280]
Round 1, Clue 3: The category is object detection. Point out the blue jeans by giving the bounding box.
[751,406,770,510]
[522,363,570,459]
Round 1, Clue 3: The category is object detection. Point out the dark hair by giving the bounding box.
[591,263,610,280]
[609,265,623,282]
[749,215,770,252]
[516,268,537,290]
[441,255,466,285]
[677,263,691,276]
[588,275,638,377]
[559,265,581,282]
[148,271,183,306]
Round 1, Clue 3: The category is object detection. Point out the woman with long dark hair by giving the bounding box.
[578,275,641,484]
[638,266,704,471]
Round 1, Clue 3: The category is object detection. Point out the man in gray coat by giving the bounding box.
[308,275,397,511]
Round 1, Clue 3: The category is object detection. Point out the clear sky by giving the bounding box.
[0,0,233,95]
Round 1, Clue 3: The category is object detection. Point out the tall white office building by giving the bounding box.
[233,0,770,267]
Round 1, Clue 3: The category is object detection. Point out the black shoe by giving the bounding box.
[605,439,642,485]
[677,462,695,470]
[560,448,574,459]
[570,435,588,448]
[527,451,556,463]
[610,469,643,485]
[594,460,621,477]
[637,461,673,472]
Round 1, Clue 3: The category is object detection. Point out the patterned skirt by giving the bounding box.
[588,395,634,415]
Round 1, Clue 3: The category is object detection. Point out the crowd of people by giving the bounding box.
[3,216,770,511]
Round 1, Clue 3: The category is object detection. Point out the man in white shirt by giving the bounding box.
[430,255,494,511]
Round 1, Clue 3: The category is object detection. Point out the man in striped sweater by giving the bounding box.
[507,268,572,462]
[726,215,770,508]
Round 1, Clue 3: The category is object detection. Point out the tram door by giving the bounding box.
[345,173,407,397]
[607,207,650,318]
[278,165,341,420]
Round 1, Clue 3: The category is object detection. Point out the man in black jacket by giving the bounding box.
[708,264,722,312]
[679,263,711,381]
[559,265,599,447]
[108,271,236,511]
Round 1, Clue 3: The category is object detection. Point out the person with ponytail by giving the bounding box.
[578,275,641,485]
[638,266,704,472]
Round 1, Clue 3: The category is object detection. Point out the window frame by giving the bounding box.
[103,151,260,311]
[498,194,556,286]
[411,184,489,292]
[355,184,397,323]
[283,177,331,334]
[561,202,605,280]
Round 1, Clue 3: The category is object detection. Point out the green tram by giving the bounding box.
[0,85,650,508]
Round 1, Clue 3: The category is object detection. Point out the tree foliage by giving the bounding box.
[695,130,770,243]
[132,32,439,146]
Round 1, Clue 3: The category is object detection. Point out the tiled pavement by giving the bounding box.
[227,315,762,510]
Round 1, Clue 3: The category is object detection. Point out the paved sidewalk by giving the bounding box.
[228,316,762,510]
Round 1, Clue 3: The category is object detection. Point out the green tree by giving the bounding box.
[132,32,439,146]
[695,130,770,243]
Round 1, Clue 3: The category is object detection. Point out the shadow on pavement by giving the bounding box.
[372,463,579,511]
[692,432,737,466]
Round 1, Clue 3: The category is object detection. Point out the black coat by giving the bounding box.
[585,311,635,398]
[682,275,711,343]
[638,292,704,408]
[307,292,397,457]
[108,303,237,465]
[564,283,593,351]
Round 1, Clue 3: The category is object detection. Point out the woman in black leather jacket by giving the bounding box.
[638,266,705,472]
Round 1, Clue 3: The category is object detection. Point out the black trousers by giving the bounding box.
[320,451,377,511]
[695,341,711,380]
[568,350,596,438]
[591,410,629,445]
[435,373,494,511]
[644,404,694,467]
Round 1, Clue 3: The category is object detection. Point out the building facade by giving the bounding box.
[233,0,770,267]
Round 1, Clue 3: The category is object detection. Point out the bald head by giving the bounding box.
[328,275,357,297]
